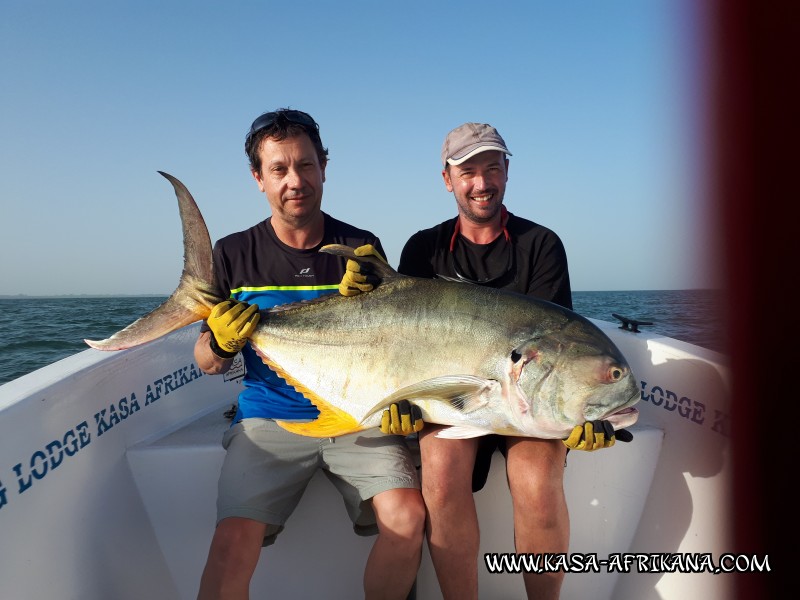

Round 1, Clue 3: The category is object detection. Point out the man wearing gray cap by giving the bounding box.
[395,122,619,599]
[339,121,625,598]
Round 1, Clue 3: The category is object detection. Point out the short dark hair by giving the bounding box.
[245,108,329,173]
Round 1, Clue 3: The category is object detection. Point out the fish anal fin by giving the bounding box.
[259,353,363,438]
[275,412,362,438]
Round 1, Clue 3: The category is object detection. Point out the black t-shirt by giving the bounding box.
[203,212,384,422]
[398,212,572,309]
[398,211,573,491]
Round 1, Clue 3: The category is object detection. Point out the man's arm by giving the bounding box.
[195,330,235,374]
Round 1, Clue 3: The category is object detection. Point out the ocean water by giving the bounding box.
[0,290,725,387]
[572,289,726,353]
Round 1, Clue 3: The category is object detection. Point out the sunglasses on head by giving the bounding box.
[247,110,318,140]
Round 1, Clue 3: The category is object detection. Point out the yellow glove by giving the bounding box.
[380,400,424,435]
[339,244,387,297]
[207,300,260,358]
[563,420,633,451]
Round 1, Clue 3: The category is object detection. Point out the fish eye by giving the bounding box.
[608,366,624,381]
[511,350,522,363]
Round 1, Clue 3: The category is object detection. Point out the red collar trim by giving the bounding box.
[450,206,510,252]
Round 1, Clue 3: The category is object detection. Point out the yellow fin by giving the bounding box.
[276,411,362,438]
[261,355,363,438]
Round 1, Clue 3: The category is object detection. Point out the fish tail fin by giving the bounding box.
[85,172,222,351]
[319,244,401,281]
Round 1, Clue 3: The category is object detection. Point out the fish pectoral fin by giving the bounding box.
[361,375,498,423]
[435,426,495,439]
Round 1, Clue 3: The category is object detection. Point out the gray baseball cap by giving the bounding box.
[441,122,512,167]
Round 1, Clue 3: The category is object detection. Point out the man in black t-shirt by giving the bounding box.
[341,122,622,600]
[194,109,425,600]
[405,122,573,600]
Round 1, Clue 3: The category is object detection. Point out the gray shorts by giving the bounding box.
[217,418,420,546]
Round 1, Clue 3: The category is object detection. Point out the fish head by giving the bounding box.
[509,316,640,438]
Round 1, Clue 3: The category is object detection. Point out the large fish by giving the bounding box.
[86,172,639,439]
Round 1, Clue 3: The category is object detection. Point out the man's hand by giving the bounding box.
[380,400,424,435]
[563,420,633,451]
[339,244,387,297]
[207,300,260,358]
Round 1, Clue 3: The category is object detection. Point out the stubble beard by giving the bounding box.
[458,192,503,225]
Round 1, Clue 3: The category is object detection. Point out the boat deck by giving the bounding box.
[127,401,664,599]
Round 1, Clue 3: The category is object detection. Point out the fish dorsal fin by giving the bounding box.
[258,354,363,438]
[360,375,497,425]
[319,244,401,281]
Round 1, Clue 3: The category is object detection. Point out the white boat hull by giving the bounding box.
[0,319,730,599]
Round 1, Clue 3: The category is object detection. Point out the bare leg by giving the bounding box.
[506,437,569,600]
[418,426,480,600]
[197,517,268,600]
[364,488,426,600]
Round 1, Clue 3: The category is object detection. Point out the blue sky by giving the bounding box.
[0,0,714,295]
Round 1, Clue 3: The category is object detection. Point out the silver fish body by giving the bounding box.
[86,173,639,439]
[255,272,639,439]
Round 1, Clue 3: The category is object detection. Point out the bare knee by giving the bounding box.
[198,518,266,599]
[422,474,473,515]
[419,433,478,510]
[373,488,426,541]
[207,518,266,568]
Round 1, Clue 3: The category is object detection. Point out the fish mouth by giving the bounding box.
[602,406,639,429]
